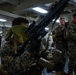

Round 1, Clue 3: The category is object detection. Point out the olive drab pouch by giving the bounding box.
[52,49,62,63]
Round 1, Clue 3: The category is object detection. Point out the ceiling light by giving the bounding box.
[53,19,59,23]
[45,3,52,7]
[32,7,48,14]
[45,27,49,31]
[0,19,7,22]
[0,31,2,34]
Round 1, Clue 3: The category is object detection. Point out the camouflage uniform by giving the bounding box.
[1,44,33,75]
[66,24,76,75]
[1,25,43,75]
[52,25,67,72]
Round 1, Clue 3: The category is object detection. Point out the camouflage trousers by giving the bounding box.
[68,44,76,75]
[54,42,66,72]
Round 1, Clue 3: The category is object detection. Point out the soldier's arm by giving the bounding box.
[52,26,63,38]
[67,25,76,41]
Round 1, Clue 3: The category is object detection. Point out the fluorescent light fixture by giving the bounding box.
[0,19,7,22]
[0,31,2,34]
[53,19,59,23]
[45,3,52,7]
[32,7,48,13]
[45,27,49,31]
